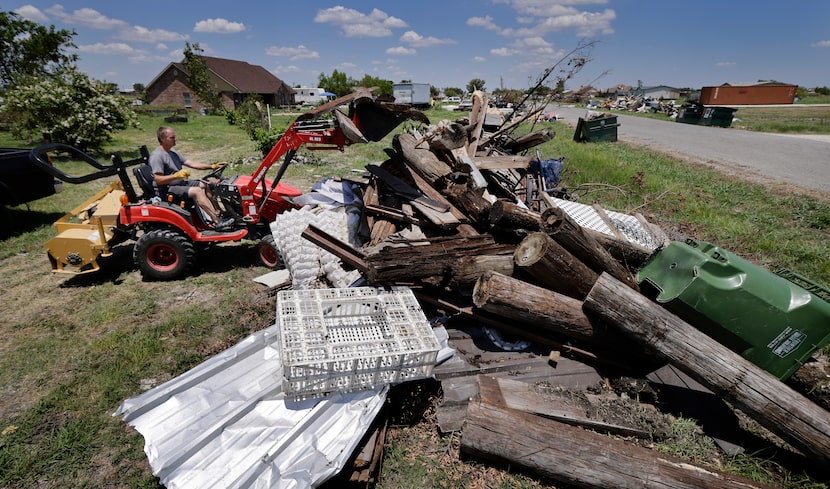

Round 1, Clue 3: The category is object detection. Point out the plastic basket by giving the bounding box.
[276,287,440,398]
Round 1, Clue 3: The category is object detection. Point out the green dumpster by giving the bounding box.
[636,239,830,380]
[700,106,737,128]
[675,104,703,125]
[573,115,619,142]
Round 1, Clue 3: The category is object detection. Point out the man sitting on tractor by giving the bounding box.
[149,126,234,229]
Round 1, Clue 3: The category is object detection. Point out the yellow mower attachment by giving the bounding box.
[44,181,125,274]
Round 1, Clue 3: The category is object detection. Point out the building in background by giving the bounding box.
[699,82,797,105]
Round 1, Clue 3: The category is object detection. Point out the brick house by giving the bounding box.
[145,55,295,111]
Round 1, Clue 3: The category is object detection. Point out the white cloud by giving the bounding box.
[77,42,143,55]
[194,18,246,34]
[491,47,515,57]
[14,5,49,23]
[716,61,736,67]
[45,5,127,30]
[467,16,502,33]
[474,56,487,62]
[386,46,416,56]
[811,40,830,48]
[400,31,455,48]
[275,65,302,73]
[265,45,320,61]
[121,25,188,43]
[314,6,407,37]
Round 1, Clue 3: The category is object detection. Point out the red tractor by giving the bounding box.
[38,91,427,280]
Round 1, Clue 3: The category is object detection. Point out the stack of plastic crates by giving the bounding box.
[276,287,440,399]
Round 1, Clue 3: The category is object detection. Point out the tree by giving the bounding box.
[318,69,355,97]
[467,78,486,93]
[0,9,77,91]
[355,74,393,96]
[182,42,223,112]
[443,87,463,98]
[1,66,139,150]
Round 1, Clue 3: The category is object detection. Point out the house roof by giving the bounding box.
[148,55,294,94]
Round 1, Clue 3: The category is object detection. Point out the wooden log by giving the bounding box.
[541,205,639,290]
[461,400,776,489]
[514,232,598,299]
[472,270,594,340]
[584,272,830,467]
[365,237,512,286]
[500,128,555,154]
[538,192,654,267]
[444,182,491,225]
[449,254,514,287]
[392,132,453,186]
[488,200,542,233]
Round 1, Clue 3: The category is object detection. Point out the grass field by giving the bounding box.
[0,105,828,488]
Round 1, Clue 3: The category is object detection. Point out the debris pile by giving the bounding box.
[295,91,830,487]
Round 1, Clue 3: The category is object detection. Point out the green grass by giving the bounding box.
[0,105,828,488]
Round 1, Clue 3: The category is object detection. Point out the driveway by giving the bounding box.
[546,104,830,197]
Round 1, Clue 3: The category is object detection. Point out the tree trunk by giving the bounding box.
[489,200,542,233]
[472,270,594,340]
[449,254,515,287]
[541,206,639,290]
[393,132,453,186]
[584,272,830,467]
[514,232,598,299]
[461,400,775,489]
[365,237,511,286]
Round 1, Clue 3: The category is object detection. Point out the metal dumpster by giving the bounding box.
[700,106,737,128]
[675,104,704,125]
[573,115,619,142]
[636,239,830,380]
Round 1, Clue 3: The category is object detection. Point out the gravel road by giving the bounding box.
[546,104,830,197]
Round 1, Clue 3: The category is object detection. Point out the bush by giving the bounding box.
[1,67,139,150]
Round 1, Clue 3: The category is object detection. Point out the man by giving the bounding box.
[148,126,234,229]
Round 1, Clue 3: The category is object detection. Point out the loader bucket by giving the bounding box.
[350,94,430,142]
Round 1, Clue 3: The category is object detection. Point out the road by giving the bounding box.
[546,104,830,196]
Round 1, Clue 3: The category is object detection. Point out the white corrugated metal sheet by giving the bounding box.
[114,323,387,489]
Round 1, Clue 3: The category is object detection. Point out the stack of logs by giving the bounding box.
[302,92,830,487]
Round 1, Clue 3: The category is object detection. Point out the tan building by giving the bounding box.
[145,55,295,111]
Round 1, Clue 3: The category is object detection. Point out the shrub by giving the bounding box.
[1,67,139,150]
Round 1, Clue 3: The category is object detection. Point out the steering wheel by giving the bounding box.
[204,163,228,181]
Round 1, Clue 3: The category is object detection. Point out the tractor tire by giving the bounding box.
[134,228,196,280]
[257,234,282,269]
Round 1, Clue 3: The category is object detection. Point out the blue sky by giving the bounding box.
[11,1,830,93]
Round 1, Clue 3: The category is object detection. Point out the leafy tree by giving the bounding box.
[355,74,393,96]
[318,70,355,97]
[467,78,486,93]
[443,87,463,98]
[0,9,77,91]
[182,41,223,112]
[1,66,139,150]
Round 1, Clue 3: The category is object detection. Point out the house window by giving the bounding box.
[183,92,192,108]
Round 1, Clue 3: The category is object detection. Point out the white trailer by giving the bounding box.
[294,87,327,106]
[393,83,431,108]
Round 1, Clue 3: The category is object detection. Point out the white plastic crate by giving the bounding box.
[276,287,440,398]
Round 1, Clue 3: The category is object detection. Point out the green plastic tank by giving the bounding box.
[636,239,830,380]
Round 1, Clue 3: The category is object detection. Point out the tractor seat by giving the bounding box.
[133,165,157,200]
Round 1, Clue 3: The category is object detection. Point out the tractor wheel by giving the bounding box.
[134,228,196,280]
[257,234,282,269]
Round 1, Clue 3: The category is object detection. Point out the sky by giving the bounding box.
[9,1,830,93]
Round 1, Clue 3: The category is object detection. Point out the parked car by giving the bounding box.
[445,96,461,104]
[454,100,474,112]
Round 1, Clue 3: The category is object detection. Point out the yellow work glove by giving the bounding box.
[211,162,227,169]
[173,169,190,179]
